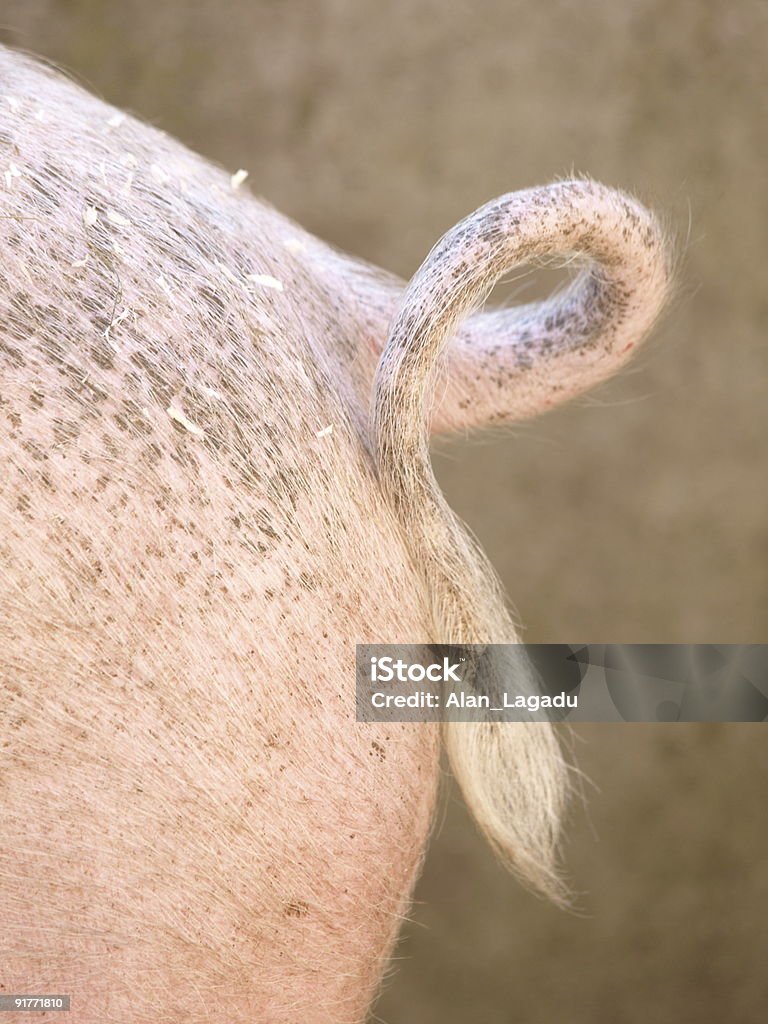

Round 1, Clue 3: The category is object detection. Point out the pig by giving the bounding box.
[0,47,671,1023]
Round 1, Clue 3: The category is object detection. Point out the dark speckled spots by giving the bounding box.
[15,493,32,520]
[254,508,279,541]
[20,439,48,462]
[283,900,310,919]
[197,285,226,323]
[90,338,115,371]
[60,364,109,405]
[5,293,36,341]
[299,571,318,591]
[370,741,386,762]
[0,339,26,367]
[266,467,300,513]
[52,418,81,445]
[114,399,154,437]
[141,441,163,467]
[129,350,177,404]
[102,435,121,460]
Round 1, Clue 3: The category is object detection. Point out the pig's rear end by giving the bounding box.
[0,48,439,1023]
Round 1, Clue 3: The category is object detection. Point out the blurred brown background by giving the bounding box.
[3,1,766,1020]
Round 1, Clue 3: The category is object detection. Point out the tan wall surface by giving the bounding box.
[3,2,766,1020]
